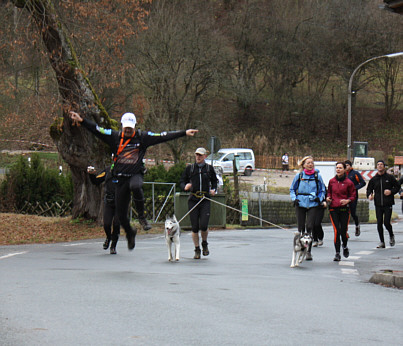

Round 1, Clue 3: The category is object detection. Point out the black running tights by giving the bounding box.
[375,206,394,243]
[329,208,350,253]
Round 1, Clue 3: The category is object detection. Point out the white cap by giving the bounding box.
[195,147,207,155]
[121,113,136,129]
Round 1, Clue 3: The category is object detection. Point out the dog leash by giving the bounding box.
[203,196,287,230]
[177,196,207,224]
[177,195,287,230]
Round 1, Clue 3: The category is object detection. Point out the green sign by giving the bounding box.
[241,199,248,221]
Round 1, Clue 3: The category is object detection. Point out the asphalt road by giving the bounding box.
[1,216,403,345]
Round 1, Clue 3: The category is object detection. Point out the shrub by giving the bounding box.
[0,154,73,211]
[143,162,186,195]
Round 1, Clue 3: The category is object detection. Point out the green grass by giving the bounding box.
[268,186,290,194]
[368,210,399,223]
[0,152,62,169]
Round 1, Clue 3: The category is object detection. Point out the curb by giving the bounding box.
[369,270,403,289]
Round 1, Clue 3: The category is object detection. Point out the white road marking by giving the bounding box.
[341,268,359,275]
[348,256,360,260]
[0,251,27,260]
[339,261,355,267]
[356,251,374,255]
[62,242,99,247]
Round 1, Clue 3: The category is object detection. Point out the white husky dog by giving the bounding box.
[165,215,181,261]
[290,231,312,268]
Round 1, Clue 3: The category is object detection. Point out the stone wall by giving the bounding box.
[243,200,369,227]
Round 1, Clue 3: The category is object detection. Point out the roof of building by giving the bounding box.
[394,156,403,165]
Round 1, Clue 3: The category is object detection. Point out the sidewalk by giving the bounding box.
[369,201,403,289]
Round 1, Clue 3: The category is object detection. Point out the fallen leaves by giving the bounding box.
[0,213,104,245]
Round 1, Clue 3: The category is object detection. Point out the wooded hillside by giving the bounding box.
[1,0,402,159]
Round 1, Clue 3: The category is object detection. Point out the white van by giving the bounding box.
[207,148,255,176]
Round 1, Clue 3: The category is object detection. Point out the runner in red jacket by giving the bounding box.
[326,162,356,262]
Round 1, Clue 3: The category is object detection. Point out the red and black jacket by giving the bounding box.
[327,174,356,209]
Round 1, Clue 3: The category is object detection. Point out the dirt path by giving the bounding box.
[232,169,295,189]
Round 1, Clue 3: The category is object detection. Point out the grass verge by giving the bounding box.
[0,210,398,246]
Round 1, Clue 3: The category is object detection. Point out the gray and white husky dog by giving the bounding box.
[165,215,181,261]
[290,231,312,268]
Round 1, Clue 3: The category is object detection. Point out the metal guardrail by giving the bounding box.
[130,182,176,223]
[147,181,176,223]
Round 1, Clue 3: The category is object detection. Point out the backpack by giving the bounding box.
[190,162,211,176]
[296,171,320,197]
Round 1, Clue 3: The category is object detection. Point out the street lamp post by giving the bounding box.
[347,52,403,161]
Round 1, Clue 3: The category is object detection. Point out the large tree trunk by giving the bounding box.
[12,0,113,220]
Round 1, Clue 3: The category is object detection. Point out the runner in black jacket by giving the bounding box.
[366,160,400,248]
[180,147,218,259]
[71,111,198,251]
[88,166,120,254]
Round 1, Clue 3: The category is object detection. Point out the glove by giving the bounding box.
[293,199,300,207]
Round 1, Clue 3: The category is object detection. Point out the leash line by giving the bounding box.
[177,195,287,230]
[203,196,287,230]
[177,196,206,224]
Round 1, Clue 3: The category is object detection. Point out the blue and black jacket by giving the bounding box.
[347,169,366,191]
[290,169,326,209]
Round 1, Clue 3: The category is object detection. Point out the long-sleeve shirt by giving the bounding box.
[81,118,186,176]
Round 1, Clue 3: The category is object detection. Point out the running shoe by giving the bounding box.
[194,247,201,259]
[127,229,137,250]
[202,241,209,256]
[139,218,152,231]
[103,238,111,250]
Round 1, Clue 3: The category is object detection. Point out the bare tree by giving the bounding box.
[218,0,271,124]
[374,60,401,121]
[9,0,149,220]
[127,0,226,161]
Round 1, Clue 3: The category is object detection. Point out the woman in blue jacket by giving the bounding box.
[290,156,327,261]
